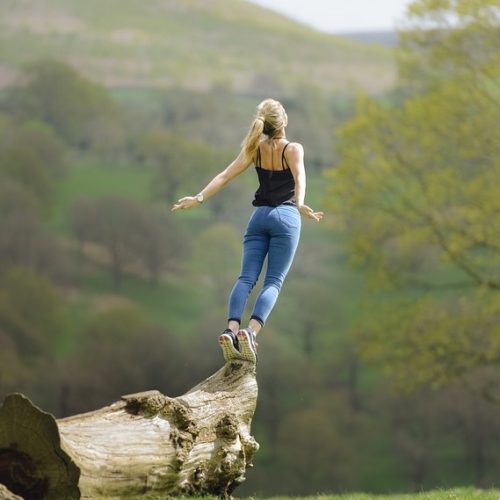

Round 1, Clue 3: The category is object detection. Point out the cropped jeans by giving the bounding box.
[228,204,301,326]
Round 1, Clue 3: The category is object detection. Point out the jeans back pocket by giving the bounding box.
[278,207,301,229]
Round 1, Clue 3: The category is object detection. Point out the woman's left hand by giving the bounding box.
[171,196,200,212]
[298,204,324,221]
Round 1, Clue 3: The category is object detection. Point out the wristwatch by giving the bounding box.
[196,193,204,204]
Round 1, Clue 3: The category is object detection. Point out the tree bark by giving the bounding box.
[0,484,22,500]
[0,360,259,499]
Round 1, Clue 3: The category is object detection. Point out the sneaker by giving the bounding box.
[218,328,240,362]
[237,328,258,363]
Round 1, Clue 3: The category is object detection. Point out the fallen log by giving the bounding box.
[0,484,22,500]
[0,359,258,499]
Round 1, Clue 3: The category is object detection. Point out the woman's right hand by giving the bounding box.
[171,196,200,212]
[298,204,324,221]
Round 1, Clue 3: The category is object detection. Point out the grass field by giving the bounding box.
[150,489,500,500]
[267,492,499,500]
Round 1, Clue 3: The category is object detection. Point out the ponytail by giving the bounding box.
[241,117,264,161]
[242,99,287,161]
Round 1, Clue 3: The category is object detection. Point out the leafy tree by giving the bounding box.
[0,180,66,279]
[69,195,183,287]
[128,204,186,284]
[140,130,199,202]
[443,381,500,486]
[0,267,67,357]
[139,130,232,204]
[0,178,38,217]
[398,0,500,91]
[69,195,137,287]
[275,406,354,494]
[328,0,500,394]
[3,60,118,150]
[189,223,242,306]
[0,330,33,400]
[63,306,187,415]
[0,121,67,205]
[253,331,312,455]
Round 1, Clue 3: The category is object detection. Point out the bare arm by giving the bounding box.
[286,143,323,222]
[171,149,252,211]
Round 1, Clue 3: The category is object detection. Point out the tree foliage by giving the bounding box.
[0,120,67,205]
[0,267,66,357]
[398,0,500,90]
[189,223,242,306]
[328,0,500,393]
[3,60,118,150]
[70,195,183,287]
[0,179,66,279]
[138,130,233,203]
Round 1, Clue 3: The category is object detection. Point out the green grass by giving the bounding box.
[267,492,500,499]
[143,489,500,499]
[49,163,154,231]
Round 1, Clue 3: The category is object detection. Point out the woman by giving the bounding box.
[172,98,323,363]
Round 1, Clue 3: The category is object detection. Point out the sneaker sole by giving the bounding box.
[219,333,241,361]
[237,330,257,363]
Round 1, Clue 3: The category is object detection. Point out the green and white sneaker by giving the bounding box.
[218,329,240,362]
[236,328,258,363]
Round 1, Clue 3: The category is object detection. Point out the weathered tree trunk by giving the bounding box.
[0,484,22,500]
[0,360,258,499]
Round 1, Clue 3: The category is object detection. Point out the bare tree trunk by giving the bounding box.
[0,360,259,499]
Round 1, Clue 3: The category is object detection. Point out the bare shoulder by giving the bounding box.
[285,142,304,161]
[287,142,304,152]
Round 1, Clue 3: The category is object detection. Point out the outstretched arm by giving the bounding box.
[171,149,252,212]
[286,143,323,222]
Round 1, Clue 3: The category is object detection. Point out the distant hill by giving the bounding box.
[341,31,399,47]
[0,0,395,94]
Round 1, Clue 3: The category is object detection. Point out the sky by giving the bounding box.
[246,0,414,33]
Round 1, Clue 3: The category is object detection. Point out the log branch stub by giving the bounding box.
[0,359,259,499]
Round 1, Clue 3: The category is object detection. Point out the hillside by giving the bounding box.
[0,0,395,94]
[342,30,399,47]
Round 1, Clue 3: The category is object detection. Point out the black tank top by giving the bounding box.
[252,142,296,207]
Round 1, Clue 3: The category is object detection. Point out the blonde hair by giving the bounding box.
[241,98,288,161]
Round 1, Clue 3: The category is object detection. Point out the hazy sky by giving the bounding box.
[246,0,414,33]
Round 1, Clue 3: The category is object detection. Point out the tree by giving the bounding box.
[62,306,181,414]
[189,223,242,306]
[69,195,134,287]
[0,267,67,357]
[328,0,500,394]
[3,60,118,150]
[139,130,231,204]
[0,183,66,281]
[130,208,185,284]
[69,195,182,287]
[0,121,67,206]
[397,0,500,91]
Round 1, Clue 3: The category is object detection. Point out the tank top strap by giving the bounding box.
[256,146,261,167]
[281,142,291,170]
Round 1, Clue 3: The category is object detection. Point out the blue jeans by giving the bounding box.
[228,205,301,326]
